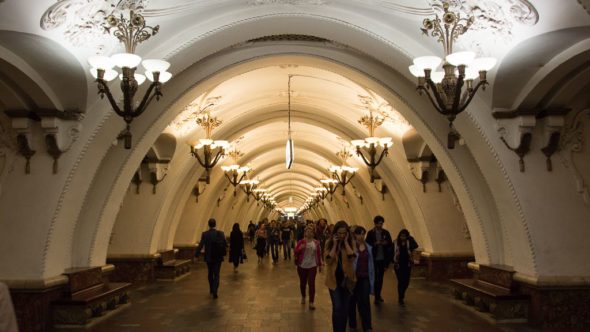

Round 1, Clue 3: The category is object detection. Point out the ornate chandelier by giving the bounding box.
[330,148,358,195]
[190,111,228,184]
[408,2,496,148]
[321,178,339,200]
[88,11,172,149]
[241,179,259,202]
[351,109,392,183]
[221,149,250,196]
[252,188,266,203]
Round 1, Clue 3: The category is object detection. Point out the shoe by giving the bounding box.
[378,297,384,303]
[301,298,305,304]
[398,300,405,307]
[213,294,218,299]
[308,303,315,310]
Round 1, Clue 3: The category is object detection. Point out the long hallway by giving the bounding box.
[80,247,536,332]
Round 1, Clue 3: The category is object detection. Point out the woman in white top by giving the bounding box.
[294,225,322,310]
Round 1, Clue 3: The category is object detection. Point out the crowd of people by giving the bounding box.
[195,216,418,332]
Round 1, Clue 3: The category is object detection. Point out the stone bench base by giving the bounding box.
[52,282,131,325]
[451,278,529,321]
[155,259,191,280]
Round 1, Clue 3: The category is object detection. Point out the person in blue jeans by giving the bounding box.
[268,220,281,264]
[325,220,357,332]
[348,226,375,332]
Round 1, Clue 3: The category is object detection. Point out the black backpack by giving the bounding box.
[210,231,226,260]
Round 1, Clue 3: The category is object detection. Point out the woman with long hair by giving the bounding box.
[324,220,356,332]
[393,229,419,306]
[294,224,322,310]
[348,226,375,332]
[255,223,267,264]
[229,223,245,273]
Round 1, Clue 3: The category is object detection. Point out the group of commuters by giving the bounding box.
[195,215,418,332]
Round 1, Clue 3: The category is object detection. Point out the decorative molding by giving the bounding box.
[559,108,590,204]
[248,0,330,5]
[494,109,536,172]
[40,115,82,174]
[428,0,539,54]
[10,117,35,174]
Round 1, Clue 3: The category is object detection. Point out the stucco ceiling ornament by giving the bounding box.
[559,109,590,204]
[248,0,330,5]
[40,0,149,51]
[426,0,538,54]
[167,96,221,137]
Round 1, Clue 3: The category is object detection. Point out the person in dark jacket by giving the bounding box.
[229,223,245,273]
[393,229,418,306]
[195,218,227,299]
[365,215,393,304]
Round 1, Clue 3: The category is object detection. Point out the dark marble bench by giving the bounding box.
[155,249,191,280]
[52,267,131,326]
[451,264,529,321]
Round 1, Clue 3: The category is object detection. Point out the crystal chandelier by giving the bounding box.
[351,109,392,183]
[241,179,259,202]
[190,111,228,184]
[330,148,358,195]
[408,2,496,148]
[221,149,250,196]
[88,11,172,149]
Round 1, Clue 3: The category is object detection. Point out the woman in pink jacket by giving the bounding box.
[294,224,322,310]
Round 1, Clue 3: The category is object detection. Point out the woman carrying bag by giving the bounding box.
[294,224,322,310]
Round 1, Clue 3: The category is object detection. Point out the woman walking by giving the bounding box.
[229,223,245,273]
[294,225,322,310]
[255,223,267,264]
[325,220,356,332]
[393,229,419,306]
[349,226,374,332]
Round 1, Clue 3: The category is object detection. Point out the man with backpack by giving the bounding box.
[195,218,228,299]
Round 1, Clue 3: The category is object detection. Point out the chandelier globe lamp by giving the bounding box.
[221,149,250,196]
[408,2,496,149]
[351,109,392,183]
[190,111,228,184]
[88,11,172,149]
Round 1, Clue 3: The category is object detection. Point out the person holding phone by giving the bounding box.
[325,220,357,332]
[365,215,393,304]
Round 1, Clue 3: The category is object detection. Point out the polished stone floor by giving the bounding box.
[80,247,540,332]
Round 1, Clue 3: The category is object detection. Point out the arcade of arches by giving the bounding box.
[1,0,589,330]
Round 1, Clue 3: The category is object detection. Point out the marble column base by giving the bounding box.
[421,252,474,281]
[106,254,160,284]
[515,275,590,328]
[8,280,66,332]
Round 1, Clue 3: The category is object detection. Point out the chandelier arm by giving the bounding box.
[356,149,371,167]
[237,173,247,185]
[420,87,446,115]
[458,80,488,113]
[452,75,465,113]
[193,151,207,168]
[210,150,224,168]
[96,79,124,116]
[223,172,234,185]
[425,79,448,114]
[373,147,389,167]
[134,82,160,117]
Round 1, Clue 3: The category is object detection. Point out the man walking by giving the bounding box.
[366,215,393,304]
[195,218,227,299]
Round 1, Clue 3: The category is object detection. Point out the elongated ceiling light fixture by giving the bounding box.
[286,75,294,169]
